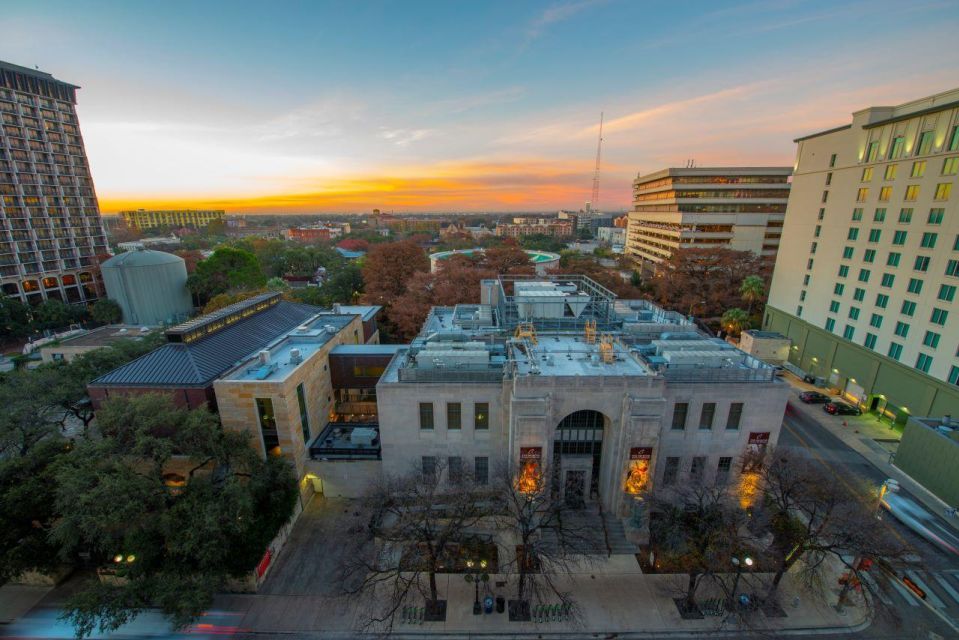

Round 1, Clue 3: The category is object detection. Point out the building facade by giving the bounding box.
[0,61,109,305]
[765,88,959,421]
[625,167,792,273]
[120,209,225,230]
[495,217,574,238]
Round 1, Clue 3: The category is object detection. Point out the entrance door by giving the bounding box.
[553,410,605,501]
[564,470,586,507]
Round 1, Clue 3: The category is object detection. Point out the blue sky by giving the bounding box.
[2,0,958,212]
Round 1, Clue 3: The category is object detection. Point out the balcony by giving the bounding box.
[309,422,380,460]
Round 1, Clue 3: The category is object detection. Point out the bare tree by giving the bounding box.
[337,460,491,633]
[492,462,600,621]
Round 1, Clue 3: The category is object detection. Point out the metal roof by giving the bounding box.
[101,248,184,269]
[90,300,322,387]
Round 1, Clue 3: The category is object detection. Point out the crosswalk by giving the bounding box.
[872,569,959,611]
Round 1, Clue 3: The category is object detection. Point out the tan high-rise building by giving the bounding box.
[0,61,109,304]
[626,167,792,273]
[120,208,225,230]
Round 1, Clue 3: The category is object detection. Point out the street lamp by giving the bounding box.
[464,558,489,615]
[729,555,753,608]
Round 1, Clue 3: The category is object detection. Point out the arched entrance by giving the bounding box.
[553,410,605,507]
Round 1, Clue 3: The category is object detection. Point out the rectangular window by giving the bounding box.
[690,456,706,482]
[894,321,909,338]
[916,353,933,373]
[852,208,863,221]
[474,402,489,430]
[814,225,822,238]
[797,305,803,316]
[914,256,930,272]
[888,343,903,361]
[947,259,959,277]
[889,137,904,160]
[868,229,881,243]
[838,265,849,278]
[866,140,879,162]
[255,397,280,454]
[885,164,899,180]
[864,249,876,263]
[899,208,913,223]
[842,246,854,259]
[726,402,744,430]
[935,183,952,201]
[671,402,688,430]
[474,456,489,485]
[869,313,883,328]
[829,300,840,313]
[901,300,916,316]
[422,456,436,478]
[893,230,907,245]
[950,127,959,152]
[807,258,814,270]
[848,227,859,240]
[419,402,434,430]
[861,167,873,181]
[800,290,806,301]
[921,232,938,248]
[842,325,855,340]
[448,456,463,484]
[887,252,901,267]
[944,157,958,176]
[716,457,733,485]
[905,185,921,201]
[803,274,811,285]
[858,268,870,283]
[878,187,892,202]
[853,287,865,301]
[296,383,310,444]
[830,153,837,167]
[663,457,680,485]
[916,131,934,155]
[939,284,957,302]
[907,278,923,294]
[849,306,860,320]
[876,293,889,308]
[864,333,877,349]
[931,308,949,325]
[826,172,833,185]
[822,190,829,203]
[834,283,845,295]
[699,402,715,430]
[880,274,894,289]
[856,188,868,202]
[950,366,959,385]
[874,208,887,222]
[810,242,817,254]
[928,208,945,225]
[825,318,836,332]
[818,208,826,221]
[447,402,461,429]
[911,161,926,178]
[923,331,941,349]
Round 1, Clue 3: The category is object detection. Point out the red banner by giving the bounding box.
[519,447,542,461]
[629,447,653,460]
[748,432,771,445]
[256,549,272,578]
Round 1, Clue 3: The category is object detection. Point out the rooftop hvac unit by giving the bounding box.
[324,324,337,334]
[258,350,271,365]
[296,324,311,332]
[289,348,302,364]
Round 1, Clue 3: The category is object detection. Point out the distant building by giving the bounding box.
[120,209,225,230]
[40,325,155,363]
[495,217,574,238]
[116,235,181,252]
[0,60,109,305]
[440,222,493,240]
[286,224,349,242]
[375,216,441,233]
[625,167,792,273]
[596,226,626,247]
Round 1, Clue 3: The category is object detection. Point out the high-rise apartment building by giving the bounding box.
[625,167,792,273]
[120,209,225,230]
[0,61,108,305]
[765,88,959,421]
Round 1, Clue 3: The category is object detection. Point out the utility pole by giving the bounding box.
[591,112,604,212]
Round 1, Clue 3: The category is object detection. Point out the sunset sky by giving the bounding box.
[3,0,959,214]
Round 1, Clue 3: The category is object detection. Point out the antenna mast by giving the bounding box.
[590,112,604,212]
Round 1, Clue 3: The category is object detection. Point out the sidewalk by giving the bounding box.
[217,553,868,637]
[781,371,959,535]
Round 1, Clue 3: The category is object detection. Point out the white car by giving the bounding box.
[880,481,959,556]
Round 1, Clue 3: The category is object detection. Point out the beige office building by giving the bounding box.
[765,88,959,421]
[120,209,224,230]
[626,167,792,273]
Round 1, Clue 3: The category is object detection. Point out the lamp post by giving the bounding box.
[464,559,489,615]
[729,555,753,608]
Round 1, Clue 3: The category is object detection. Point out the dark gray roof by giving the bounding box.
[90,300,322,387]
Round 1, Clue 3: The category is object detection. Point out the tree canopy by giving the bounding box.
[186,247,266,304]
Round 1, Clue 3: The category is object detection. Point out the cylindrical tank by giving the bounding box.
[100,246,194,325]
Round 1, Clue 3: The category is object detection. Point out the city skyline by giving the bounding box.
[3,0,959,213]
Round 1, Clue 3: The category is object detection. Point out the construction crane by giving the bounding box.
[590,112,604,212]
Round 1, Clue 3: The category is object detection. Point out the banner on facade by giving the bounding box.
[629,447,653,460]
[519,447,542,461]
[748,432,770,445]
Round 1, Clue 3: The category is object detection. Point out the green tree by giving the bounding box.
[721,308,750,337]
[53,394,297,638]
[186,247,266,304]
[518,234,566,253]
[740,275,766,317]
[0,297,32,341]
[33,299,87,332]
[91,299,123,325]
[266,277,289,291]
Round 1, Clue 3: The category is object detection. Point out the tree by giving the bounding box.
[518,234,566,253]
[0,297,32,342]
[91,299,123,325]
[481,244,535,276]
[266,277,289,291]
[650,484,746,615]
[739,275,766,317]
[721,308,750,337]
[186,247,266,304]
[52,394,297,638]
[338,461,488,632]
[493,463,599,621]
[361,240,429,307]
[33,299,87,332]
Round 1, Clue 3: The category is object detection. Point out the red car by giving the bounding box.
[823,401,862,416]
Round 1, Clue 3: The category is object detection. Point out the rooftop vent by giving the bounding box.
[324,324,337,334]
[296,324,311,332]
[290,348,302,364]
[258,350,271,365]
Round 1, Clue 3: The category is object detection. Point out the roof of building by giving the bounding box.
[335,305,381,322]
[792,124,853,143]
[0,60,79,89]
[101,247,184,269]
[335,247,366,259]
[743,330,788,339]
[48,325,156,349]
[331,344,406,356]
[90,300,323,387]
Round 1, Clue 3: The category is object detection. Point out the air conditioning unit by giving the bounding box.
[289,348,302,364]
[258,350,271,365]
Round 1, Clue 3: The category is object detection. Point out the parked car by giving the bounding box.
[824,401,862,416]
[799,391,831,404]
